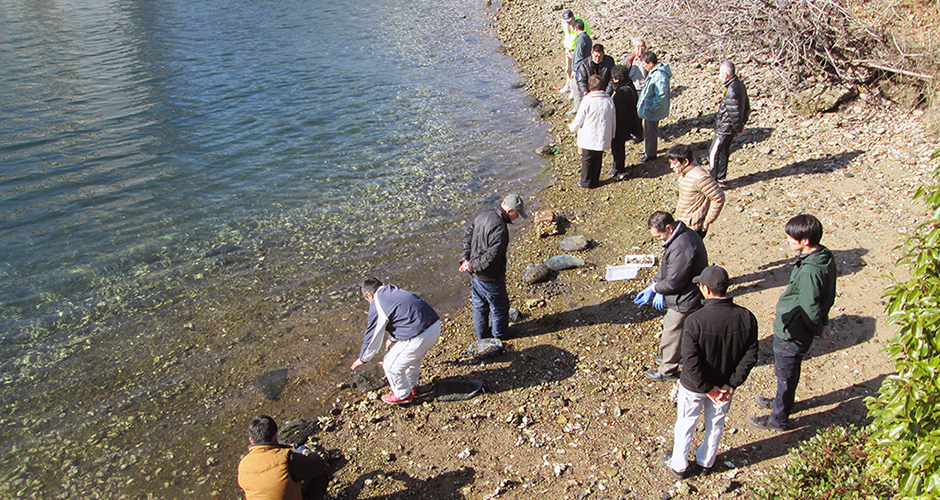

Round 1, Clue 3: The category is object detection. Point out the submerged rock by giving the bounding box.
[536,144,557,157]
[353,366,388,393]
[524,94,540,108]
[559,235,591,252]
[257,368,288,400]
[523,263,552,284]
[204,243,243,258]
[537,106,555,118]
[545,254,586,271]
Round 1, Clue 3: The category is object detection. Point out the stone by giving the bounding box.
[536,144,557,157]
[789,84,858,116]
[537,106,555,118]
[523,263,552,284]
[464,338,504,358]
[277,418,319,448]
[558,235,590,252]
[256,368,288,400]
[524,94,540,108]
[533,210,555,223]
[545,254,586,271]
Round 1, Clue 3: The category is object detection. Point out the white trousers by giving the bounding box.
[670,383,731,472]
[383,320,441,398]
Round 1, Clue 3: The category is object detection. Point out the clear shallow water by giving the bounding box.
[0,0,548,496]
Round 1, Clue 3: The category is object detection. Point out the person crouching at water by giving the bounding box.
[350,277,441,405]
[238,415,330,500]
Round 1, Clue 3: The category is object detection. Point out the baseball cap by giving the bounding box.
[561,9,574,21]
[502,194,528,218]
[692,265,730,291]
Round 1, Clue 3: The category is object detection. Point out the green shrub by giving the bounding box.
[866,150,940,498]
[749,425,894,499]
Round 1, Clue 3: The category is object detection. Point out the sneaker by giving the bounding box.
[567,108,577,115]
[559,85,571,94]
[755,395,773,410]
[646,369,679,382]
[640,155,657,163]
[748,415,786,431]
[381,388,415,405]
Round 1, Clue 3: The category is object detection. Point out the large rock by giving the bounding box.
[789,84,858,116]
[256,368,288,400]
[523,263,552,284]
[545,254,586,271]
[278,417,319,447]
[536,144,557,157]
[559,235,591,252]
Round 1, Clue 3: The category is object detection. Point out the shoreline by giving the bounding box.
[305,1,939,499]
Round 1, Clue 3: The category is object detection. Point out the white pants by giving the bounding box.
[383,320,441,398]
[670,383,731,472]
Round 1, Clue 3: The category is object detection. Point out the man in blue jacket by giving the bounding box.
[350,277,441,405]
[636,51,672,162]
[750,214,837,430]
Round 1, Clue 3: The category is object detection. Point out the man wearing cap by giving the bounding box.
[560,9,591,94]
[635,211,708,382]
[665,266,759,479]
[350,277,442,405]
[568,19,593,115]
[459,194,527,340]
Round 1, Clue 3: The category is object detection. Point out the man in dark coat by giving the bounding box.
[610,64,642,178]
[708,60,750,185]
[575,44,616,98]
[666,266,759,479]
[635,211,708,382]
[459,194,527,340]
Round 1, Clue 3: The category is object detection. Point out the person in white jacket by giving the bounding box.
[569,74,616,188]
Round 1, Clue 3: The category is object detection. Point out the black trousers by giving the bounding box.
[770,335,813,427]
[611,136,627,173]
[580,149,603,188]
[709,133,735,182]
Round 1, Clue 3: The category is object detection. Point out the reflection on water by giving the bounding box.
[0,0,547,497]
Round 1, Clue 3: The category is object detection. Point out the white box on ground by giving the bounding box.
[604,254,656,281]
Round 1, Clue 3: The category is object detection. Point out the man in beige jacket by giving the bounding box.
[667,144,724,238]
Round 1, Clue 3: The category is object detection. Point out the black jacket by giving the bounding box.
[679,297,759,394]
[715,75,750,135]
[461,205,511,282]
[611,81,642,140]
[653,221,708,313]
[576,55,616,96]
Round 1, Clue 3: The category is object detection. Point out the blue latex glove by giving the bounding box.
[634,284,655,305]
[652,293,665,310]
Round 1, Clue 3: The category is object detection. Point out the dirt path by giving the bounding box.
[313,3,938,499]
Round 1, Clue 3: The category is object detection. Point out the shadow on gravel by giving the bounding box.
[725,150,864,190]
[720,375,885,468]
[512,292,663,338]
[338,466,475,499]
[438,344,578,394]
[753,314,878,368]
[731,248,869,299]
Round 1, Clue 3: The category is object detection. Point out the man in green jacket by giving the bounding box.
[749,214,837,431]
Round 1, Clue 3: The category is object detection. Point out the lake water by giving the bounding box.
[0,0,549,496]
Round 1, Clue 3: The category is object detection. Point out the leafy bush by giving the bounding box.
[749,425,894,499]
[866,150,940,498]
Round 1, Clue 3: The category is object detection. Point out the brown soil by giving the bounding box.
[306,3,939,500]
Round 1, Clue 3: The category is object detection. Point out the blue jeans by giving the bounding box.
[471,277,510,340]
[771,335,813,427]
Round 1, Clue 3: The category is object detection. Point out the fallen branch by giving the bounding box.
[855,61,936,80]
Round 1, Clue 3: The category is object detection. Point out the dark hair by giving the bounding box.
[573,19,584,31]
[591,43,605,54]
[249,415,278,443]
[647,211,675,232]
[640,51,658,65]
[612,64,630,82]
[587,74,603,91]
[666,144,692,165]
[360,277,383,296]
[785,214,824,246]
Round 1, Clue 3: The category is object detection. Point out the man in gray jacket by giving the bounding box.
[635,211,708,382]
[459,194,527,340]
[709,61,750,185]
